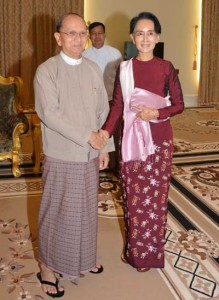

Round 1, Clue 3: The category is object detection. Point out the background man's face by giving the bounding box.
[89,25,105,49]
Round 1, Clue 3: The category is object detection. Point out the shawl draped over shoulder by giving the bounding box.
[119,59,171,162]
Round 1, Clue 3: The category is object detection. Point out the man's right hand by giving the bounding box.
[89,131,108,150]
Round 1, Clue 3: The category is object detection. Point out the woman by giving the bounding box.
[101,12,184,272]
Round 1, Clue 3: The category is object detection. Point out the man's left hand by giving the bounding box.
[99,153,109,170]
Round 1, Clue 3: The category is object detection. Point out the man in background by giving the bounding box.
[83,22,122,175]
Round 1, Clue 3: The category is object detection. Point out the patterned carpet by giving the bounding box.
[167,172,219,299]
[171,162,219,220]
[171,107,219,156]
[0,107,219,299]
[171,107,219,164]
[98,171,123,218]
[0,166,218,299]
[98,163,219,299]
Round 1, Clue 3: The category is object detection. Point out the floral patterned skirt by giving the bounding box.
[121,121,173,269]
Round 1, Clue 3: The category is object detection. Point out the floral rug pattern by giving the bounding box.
[1,214,218,299]
[98,171,123,218]
[164,215,219,299]
[0,165,219,299]
[0,108,219,300]
[171,108,219,156]
[171,163,219,215]
[0,219,45,300]
[173,138,219,155]
[97,168,219,298]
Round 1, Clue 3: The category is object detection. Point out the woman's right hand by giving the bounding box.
[99,129,110,140]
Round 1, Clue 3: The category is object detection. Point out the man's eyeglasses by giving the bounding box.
[59,31,88,39]
[133,30,157,39]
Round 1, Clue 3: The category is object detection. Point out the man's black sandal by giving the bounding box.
[89,265,104,274]
[37,272,64,298]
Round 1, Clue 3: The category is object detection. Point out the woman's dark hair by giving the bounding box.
[130,12,161,34]
[88,22,105,33]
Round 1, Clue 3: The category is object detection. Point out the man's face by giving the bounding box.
[89,25,105,49]
[54,15,88,59]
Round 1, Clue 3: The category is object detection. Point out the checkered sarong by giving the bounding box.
[38,156,99,278]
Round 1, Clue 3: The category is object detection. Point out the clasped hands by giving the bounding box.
[88,107,158,149]
[89,130,110,150]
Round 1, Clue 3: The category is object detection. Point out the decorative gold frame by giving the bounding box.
[0,76,29,177]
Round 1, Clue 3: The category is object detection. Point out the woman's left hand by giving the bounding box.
[134,105,159,121]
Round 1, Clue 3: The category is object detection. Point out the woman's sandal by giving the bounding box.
[137,267,151,272]
[89,264,104,274]
[37,272,64,298]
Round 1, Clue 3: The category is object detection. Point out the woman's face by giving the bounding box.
[130,19,160,55]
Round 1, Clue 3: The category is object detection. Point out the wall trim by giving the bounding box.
[183,95,198,107]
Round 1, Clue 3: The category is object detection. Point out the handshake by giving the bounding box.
[89,129,110,150]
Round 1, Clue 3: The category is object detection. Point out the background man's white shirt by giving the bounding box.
[83,45,122,101]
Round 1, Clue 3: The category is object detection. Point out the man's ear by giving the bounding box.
[54,32,61,46]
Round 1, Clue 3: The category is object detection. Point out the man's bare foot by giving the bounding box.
[38,264,64,296]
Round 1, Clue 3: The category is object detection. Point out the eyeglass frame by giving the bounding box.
[133,30,158,39]
[58,30,88,39]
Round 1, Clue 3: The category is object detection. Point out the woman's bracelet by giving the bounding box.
[153,109,159,119]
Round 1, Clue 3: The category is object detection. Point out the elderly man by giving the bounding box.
[34,13,114,298]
